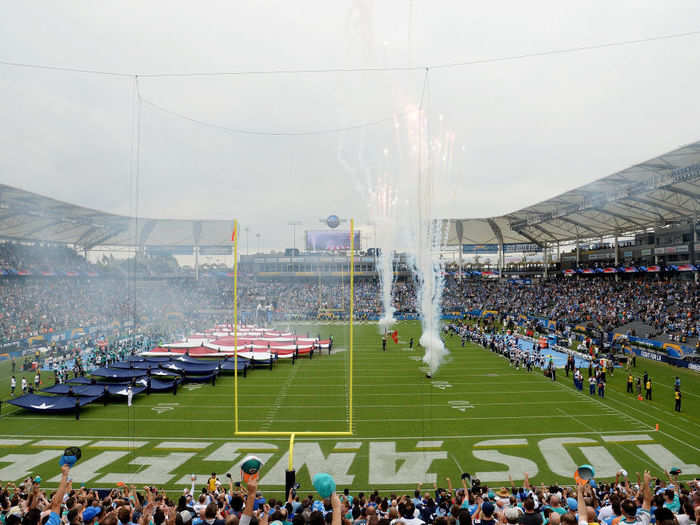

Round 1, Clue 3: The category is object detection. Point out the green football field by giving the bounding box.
[1,321,698,494]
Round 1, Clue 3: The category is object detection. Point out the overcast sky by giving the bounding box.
[1,1,699,250]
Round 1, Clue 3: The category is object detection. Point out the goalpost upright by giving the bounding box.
[232,219,355,443]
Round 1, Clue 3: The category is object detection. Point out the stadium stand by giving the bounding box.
[0,240,697,349]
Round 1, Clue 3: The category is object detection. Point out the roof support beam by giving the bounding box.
[455,220,464,244]
[610,202,663,221]
[75,226,100,247]
[527,224,559,242]
[84,226,129,250]
[14,218,63,237]
[138,219,158,247]
[487,219,505,277]
[192,221,202,247]
[591,208,644,228]
[51,222,88,236]
[555,217,599,236]
[513,229,544,248]
[576,212,630,230]
[486,219,504,245]
[662,187,700,201]
[626,196,695,217]
[635,159,674,171]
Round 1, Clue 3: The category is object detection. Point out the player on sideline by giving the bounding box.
[381,333,387,352]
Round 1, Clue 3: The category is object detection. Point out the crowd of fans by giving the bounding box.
[0,280,129,343]
[1,276,698,346]
[0,242,698,346]
[202,278,699,344]
[441,278,699,344]
[0,243,93,275]
[2,461,698,525]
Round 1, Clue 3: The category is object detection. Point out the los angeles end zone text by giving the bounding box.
[0,435,696,488]
[2,322,698,489]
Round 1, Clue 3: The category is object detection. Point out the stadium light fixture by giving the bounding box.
[288,220,302,252]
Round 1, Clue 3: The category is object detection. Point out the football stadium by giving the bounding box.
[1,5,699,525]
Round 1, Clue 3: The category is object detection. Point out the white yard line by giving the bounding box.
[554,407,603,435]
[472,340,700,451]
[82,399,597,410]
[289,380,551,387]
[182,389,575,397]
[8,412,615,424]
[551,375,700,454]
[259,356,301,430]
[601,386,700,428]
[0,406,23,418]
[0,429,652,441]
[645,381,700,399]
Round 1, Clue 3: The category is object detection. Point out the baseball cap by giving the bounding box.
[59,446,82,467]
[83,507,100,522]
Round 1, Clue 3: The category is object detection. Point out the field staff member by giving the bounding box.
[646,378,652,400]
[627,374,634,393]
[674,388,681,412]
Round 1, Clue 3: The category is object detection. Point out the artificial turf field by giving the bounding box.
[0,320,698,493]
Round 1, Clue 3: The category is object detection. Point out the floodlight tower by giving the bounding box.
[288,220,302,252]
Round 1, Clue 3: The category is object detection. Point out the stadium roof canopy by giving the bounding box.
[446,140,700,248]
[1,140,699,250]
[0,185,234,249]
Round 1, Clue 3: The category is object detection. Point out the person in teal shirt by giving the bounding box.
[662,489,680,514]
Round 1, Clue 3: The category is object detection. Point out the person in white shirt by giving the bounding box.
[21,377,28,394]
[10,376,16,396]
[193,494,208,514]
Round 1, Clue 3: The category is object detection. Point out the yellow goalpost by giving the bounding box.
[231,219,355,464]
